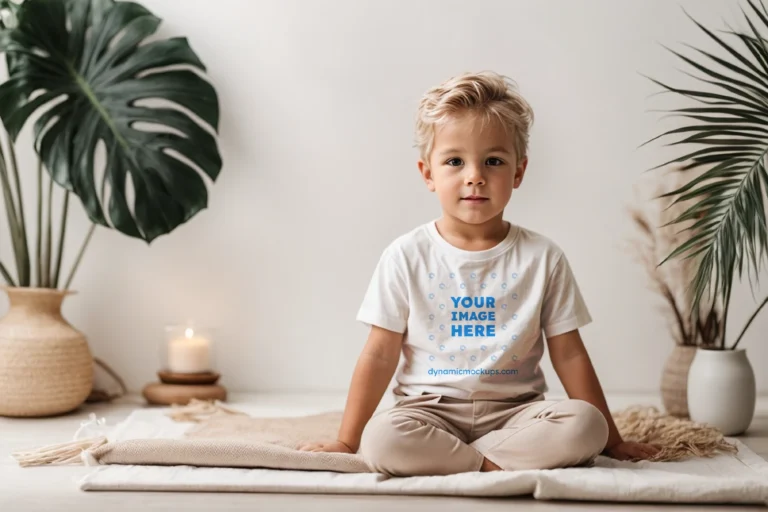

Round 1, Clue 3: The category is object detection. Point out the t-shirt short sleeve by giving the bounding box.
[541,252,592,338]
[356,248,409,333]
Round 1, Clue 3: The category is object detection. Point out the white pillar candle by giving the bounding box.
[167,328,211,373]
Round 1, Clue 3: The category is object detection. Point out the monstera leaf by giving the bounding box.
[0,0,222,243]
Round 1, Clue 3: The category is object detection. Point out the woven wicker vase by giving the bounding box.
[660,345,697,418]
[0,287,93,417]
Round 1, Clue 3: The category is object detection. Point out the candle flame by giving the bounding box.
[185,328,194,338]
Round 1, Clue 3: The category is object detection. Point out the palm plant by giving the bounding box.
[645,0,768,350]
[0,0,221,289]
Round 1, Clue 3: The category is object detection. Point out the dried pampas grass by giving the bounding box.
[626,167,723,347]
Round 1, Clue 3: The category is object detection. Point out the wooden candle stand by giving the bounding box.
[142,371,227,405]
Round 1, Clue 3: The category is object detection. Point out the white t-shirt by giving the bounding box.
[356,219,592,401]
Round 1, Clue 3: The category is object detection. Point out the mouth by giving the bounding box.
[462,196,489,202]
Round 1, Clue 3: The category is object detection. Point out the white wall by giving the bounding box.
[1,0,766,395]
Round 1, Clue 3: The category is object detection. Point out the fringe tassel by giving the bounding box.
[8,400,243,468]
[11,436,108,467]
[9,399,243,468]
[613,405,738,462]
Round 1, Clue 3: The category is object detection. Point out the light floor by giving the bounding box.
[2,392,767,512]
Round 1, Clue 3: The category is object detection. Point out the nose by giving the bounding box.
[464,165,486,186]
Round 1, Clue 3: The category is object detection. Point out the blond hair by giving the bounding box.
[415,71,534,164]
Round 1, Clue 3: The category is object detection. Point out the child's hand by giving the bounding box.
[297,440,355,454]
[604,441,661,461]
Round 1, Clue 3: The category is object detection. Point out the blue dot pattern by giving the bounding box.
[421,268,527,372]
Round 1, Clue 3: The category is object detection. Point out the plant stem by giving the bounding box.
[5,132,29,286]
[720,285,732,350]
[731,295,768,350]
[0,146,24,286]
[662,285,690,345]
[42,175,53,288]
[35,160,42,287]
[52,191,69,288]
[64,224,96,291]
[0,260,16,286]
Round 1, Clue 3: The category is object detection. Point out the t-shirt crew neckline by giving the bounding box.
[426,218,520,261]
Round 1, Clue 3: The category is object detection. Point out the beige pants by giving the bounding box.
[360,393,609,476]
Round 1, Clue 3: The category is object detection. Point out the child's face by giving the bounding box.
[418,112,527,227]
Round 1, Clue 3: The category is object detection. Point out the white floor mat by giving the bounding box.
[78,407,768,505]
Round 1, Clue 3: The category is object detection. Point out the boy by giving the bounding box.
[299,71,659,476]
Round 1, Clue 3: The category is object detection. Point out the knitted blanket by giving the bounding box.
[11,400,738,471]
[12,401,768,504]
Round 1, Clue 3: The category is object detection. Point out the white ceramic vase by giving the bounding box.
[687,348,756,436]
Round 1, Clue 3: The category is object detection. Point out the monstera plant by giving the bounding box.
[0,0,223,418]
[0,0,222,289]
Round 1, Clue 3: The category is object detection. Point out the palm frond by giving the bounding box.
[647,2,768,323]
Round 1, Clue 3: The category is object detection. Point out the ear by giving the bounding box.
[513,157,528,189]
[418,159,436,192]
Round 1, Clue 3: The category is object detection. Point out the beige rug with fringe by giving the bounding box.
[11,400,768,505]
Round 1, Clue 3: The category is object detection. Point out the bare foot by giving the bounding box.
[480,457,502,472]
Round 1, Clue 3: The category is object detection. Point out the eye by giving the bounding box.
[446,158,463,166]
[487,157,504,166]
